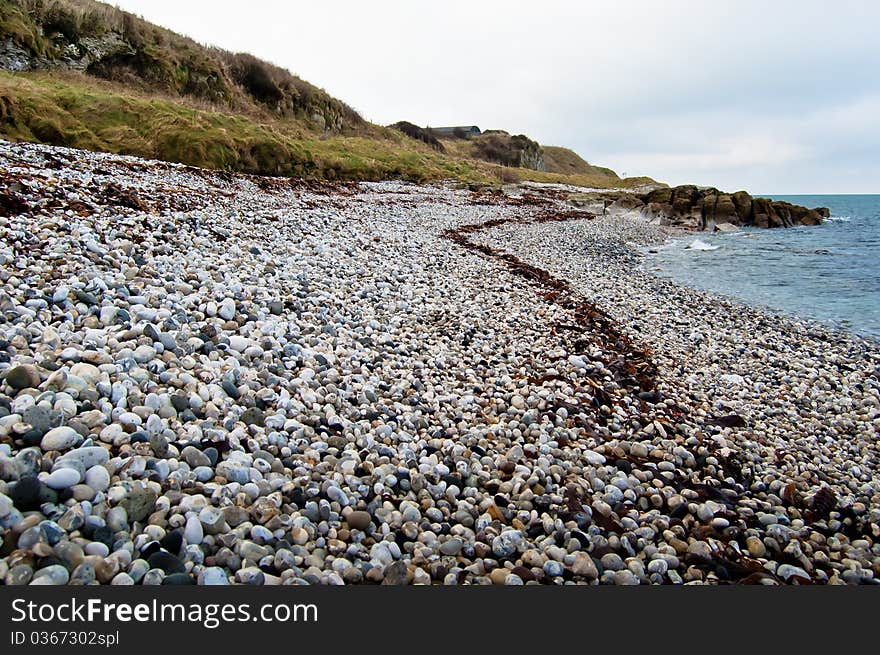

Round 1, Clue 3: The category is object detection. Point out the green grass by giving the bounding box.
[542,145,619,178]
[0,1,52,56]
[0,72,492,181]
[0,72,654,187]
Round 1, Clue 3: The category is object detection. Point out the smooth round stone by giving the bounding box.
[777,564,810,582]
[647,558,669,575]
[106,507,129,532]
[133,346,157,364]
[128,559,150,583]
[30,564,70,585]
[69,363,101,385]
[192,466,213,482]
[71,484,96,501]
[55,446,109,470]
[184,516,204,545]
[746,536,767,558]
[198,567,230,585]
[38,520,65,545]
[346,510,372,531]
[250,525,272,543]
[440,538,463,556]
[68,562,96,585]
[84,465,110,492]
[5,365,41,390]
[613,570,639,586]
[600,553,625,571]
[0,493,12,518]
[142,569,165,585]
[290,528,309,545]
[181,446,211,468]
[84,542,110,557]
[118,412,142,427]
[111,572,135,585]
[45,467,82,489]
[41,426,82,452]
[543,560,564,577]
[218,299,236,321]
[55,542,85,569]
[227,336,250,352]
[23,406,58,437]
[6,564,34,585]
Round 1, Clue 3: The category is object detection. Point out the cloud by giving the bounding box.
[112,0,880,192]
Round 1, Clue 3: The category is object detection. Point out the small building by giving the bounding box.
[426,125,482,139]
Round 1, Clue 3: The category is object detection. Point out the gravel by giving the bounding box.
[0,140,877,586]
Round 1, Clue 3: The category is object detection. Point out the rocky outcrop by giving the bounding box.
[470,131,547,171]
[568,186,829,231]
[640,186,828,230]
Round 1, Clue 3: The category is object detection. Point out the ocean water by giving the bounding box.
[644,195,880,340]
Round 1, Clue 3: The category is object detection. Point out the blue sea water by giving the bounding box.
[644,195,880,340]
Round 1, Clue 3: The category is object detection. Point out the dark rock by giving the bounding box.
[221,379,240,399]
[73,289,98,306]
[148,551,186,574]
[240,407,265,427]
[5,365,41,390]
[160,530,184,555]
[170,394,189,412]
[161,572,194,585]
[637,185,827,231]
[8,476,43,511]
[346,510,372,531]
[91,526,114,548]
[381,560,409,585]
[710,414,748,428]
[140,541,162,559]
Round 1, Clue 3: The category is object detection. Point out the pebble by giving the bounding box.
[44,468,81,489]
[40,426,82,452]
[346,510,372,531]
[0,141,875,589]
[5,365,41,390]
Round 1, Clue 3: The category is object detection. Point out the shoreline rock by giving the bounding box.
[567,186,829,231]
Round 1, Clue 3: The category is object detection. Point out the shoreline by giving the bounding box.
[642,223,880,345]
[0,141,878,586]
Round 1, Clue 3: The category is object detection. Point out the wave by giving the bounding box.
[825,215,851,222]
[686,238,720,251]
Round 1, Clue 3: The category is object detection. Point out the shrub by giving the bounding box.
[389,121,445,152]
[228,53,284,105]
[42,2,81,41]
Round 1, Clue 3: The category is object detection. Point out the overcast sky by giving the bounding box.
[112,0,879,193]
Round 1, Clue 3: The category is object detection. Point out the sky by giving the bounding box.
[111,0,880,193]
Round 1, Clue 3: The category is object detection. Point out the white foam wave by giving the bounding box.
[825,215,851,222]
[686,239,720,251]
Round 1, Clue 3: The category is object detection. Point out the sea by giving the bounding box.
[644,195,880,341]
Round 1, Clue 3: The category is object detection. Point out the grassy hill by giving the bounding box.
[0,0,655,188]
[542,145,619,178]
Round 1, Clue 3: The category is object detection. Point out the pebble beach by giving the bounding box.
[1,140,878,586]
